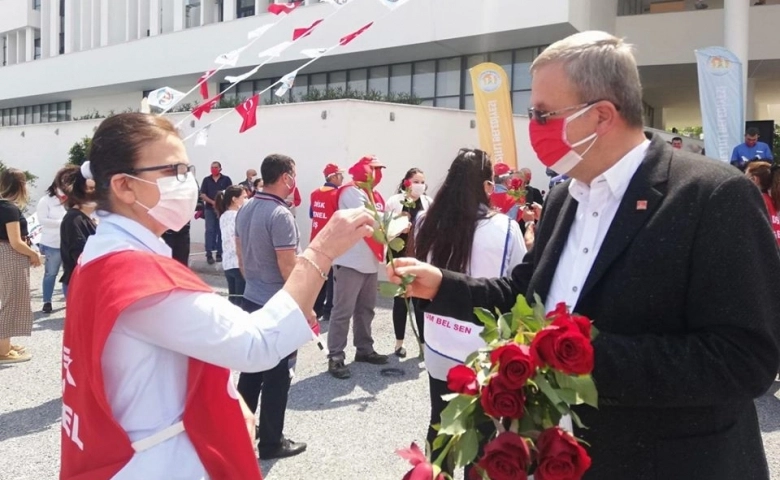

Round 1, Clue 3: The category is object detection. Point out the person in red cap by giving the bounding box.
[489,162,519,218]
[327,156,389,379]
[309,163,345,322]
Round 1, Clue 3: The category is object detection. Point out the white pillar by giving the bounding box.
[8,33,18,65]
[25,27,35,61]
[138,0,150,37]
[100,0,109,46]
[126,0,138,40]
[49,0,60,56]
[64,0,76,53]
[223,0,236,21]
[149,0,160,36]
[90,0,100,48]
[724,0,749,124]
[201,0,214,25]
[16,30,24,63]
[40,0,51,57]
[173,0,185,31]
[746,78,757,121]
[80,0,92,50]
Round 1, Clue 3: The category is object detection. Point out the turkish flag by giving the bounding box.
[339,22,373,46]
[268,1,300,15]
[292,19,323,41]
[192,94,222,120]
[199,69,215,100]
[236,94,259,133]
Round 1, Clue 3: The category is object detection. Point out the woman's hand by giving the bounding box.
[387,258,443,300]
[309,208,375,260]
[29,253,42,267]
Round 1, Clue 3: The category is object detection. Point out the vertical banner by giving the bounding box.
[470,62,517,170]
[695,47,744,162]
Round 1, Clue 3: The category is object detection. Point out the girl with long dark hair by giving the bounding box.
[215,185,248,306]
[414,148,526,468]
[385,167,432,357]
[58,165,98,291]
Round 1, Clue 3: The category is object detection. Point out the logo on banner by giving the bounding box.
[478,70,502,92]
[707,56,732,76]
[154,89,176,108]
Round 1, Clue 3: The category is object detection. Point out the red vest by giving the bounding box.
[338,184,386,262]
[60,250,262,480]
[490,191,522,222]
[310,185,339,241]
[763,193,780,245]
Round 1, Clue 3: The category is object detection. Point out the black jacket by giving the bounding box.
[424,136,780,480]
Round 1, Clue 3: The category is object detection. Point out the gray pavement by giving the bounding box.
[2,264,780,479]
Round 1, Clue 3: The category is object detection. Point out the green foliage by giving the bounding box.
[297,87,423,105]
[68,137,92,166]
[0,159,37,187]
[774,124,780,158]
[75,109,105,121]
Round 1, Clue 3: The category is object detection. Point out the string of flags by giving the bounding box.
[150,0,414,144]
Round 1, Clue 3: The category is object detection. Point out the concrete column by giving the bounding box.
[16,31,24,63]
[149,0,160,36]
[138,0,150,37]
[100,0,109,46]
[223,0,236,21]
[49,0,60,56]
[746,77,757,121]
[7,33,18,65]
[126,0,138,41]
[64,0,77,53]
[724,0,749,123]
[40,0,51,57]
[173,0,185,31]
[25,27,35,61]
[80,0,91,50]
[201,0,214,25]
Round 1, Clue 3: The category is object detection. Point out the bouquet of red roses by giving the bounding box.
[506,177,527,204]
[397,295,598,480]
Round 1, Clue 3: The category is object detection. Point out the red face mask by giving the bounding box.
[211,167,221,177]
[528,104,597,175]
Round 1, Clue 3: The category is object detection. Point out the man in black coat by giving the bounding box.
[390,31,780,480]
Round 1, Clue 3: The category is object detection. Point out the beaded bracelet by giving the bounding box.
[297,254,328,280]
[308,245,334,262]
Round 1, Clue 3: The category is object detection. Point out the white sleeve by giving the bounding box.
[37,197,61,230]
[114,289,312,373]
[338,186,367,210]
[506,219,527,271]
[385,194,403,215]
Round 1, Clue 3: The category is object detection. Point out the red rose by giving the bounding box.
[509,177,525,191]
[480,375,525,419]
[530,325,594,375]
[447,365,480,396]
[403,179,412,189]
[397,443,445,480]
[535,427,592,480]
[476,432,531,480]
[546,303,592,339]
[545,302,569,320]
[490,343,537,389]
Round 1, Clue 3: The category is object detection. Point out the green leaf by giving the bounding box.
[553,371,599,409]
[498,315,513,340]
[452,429,479,468]
[590,324,600,341]
[556,388,578,405]
[512,294,534,318]
[534,373,563,406]
[378,282,400,298]
[532,293,546,320]
[570,409,588,429]
[388,237,405,253]
[439,396,478,436]
[475,308,500,344]
[431,433,448,452]
[372,226,387,244]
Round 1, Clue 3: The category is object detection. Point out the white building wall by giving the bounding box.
[0,0,41,33]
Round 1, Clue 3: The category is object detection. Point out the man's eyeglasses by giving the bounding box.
[527,100,619,125]
[128,163,196,182]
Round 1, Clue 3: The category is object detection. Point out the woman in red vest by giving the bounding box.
[746,162,780,245]
[60,113,374,480]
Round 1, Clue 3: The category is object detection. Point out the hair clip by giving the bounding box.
[80,161,94,180]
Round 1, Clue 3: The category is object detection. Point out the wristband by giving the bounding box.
[297,254,328,280]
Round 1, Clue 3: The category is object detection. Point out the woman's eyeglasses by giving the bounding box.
[128,163,196,182]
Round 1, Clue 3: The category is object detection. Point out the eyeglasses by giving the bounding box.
[128,163,196,183]
[528,100,619,125]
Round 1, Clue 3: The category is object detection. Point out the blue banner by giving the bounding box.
[695,47,744,162]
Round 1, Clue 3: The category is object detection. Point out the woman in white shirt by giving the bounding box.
[413,148,526,476]
[384,168,433,357]
[35,176,68,313]
[59,113,374,480]
[216,185,247,306]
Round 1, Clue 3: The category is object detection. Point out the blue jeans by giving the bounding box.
[204,208,222,257]
[224,268,246,306]
[40,244,66,303]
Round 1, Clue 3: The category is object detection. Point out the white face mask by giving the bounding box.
[128,173,198,232]
[410,183,426,197]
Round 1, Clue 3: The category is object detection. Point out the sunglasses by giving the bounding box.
[527,100,619,125]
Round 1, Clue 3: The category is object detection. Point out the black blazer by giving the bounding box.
[424,136,780,480]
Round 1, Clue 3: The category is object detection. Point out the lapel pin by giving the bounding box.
[636,200,648,211]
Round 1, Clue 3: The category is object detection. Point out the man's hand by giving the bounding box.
[199,193,208,201]
[387,258,443,300]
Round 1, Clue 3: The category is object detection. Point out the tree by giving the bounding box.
[0,159,38,187]
[68,136,92,166]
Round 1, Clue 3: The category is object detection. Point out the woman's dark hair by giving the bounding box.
[46,180,58,198]
[87,113,179,210]
[396,168,424,194]
[747,162,772,192]
[214,185,245,217]
[414,148,492,272]
[0,168,29,206]
[253,178,263,190]
[58,165,94,208]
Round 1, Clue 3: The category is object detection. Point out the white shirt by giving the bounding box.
[545,140,650,313]
[384,193,433,216]
[219,209,239,270]
[333,186,381,274]
[35,194,66,247]
[80,213,311,479]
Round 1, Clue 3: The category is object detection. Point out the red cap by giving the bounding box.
[348,156,385,181]
[493,163,512,177]
[323,163,344,177]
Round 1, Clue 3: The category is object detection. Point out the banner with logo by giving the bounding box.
[695,47,744,162]
[470,62,518,170]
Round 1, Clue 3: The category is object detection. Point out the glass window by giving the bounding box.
[465,54,488,95]
[310,73,327,95]
[413,60,435,98]
[255,79,272,105]
[489,51,513,87]
[513,48,534,91]
[14,108,22,125]
[24,106,32,124]
[512,90,532,115]
[34,38,41,60]
[33,105,40,124]
[220,83,236,100]
[389,63,411,95]
[348,69,367,94]
[66,102,71,121]
[435,96,460,109]
[420,99,434,107]
[291,74,308,101]
[328,70,347,92]
[368,66,389,96]
[236,0,254,18]
[40,104,48,123]
[464,95,474,111]
[57,102,67,122]
[436,58,460,97]
[237,81,254,100]
[33,0,41,10]
[1,110,8,126]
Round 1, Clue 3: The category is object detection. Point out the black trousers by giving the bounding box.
[393,296,425,343]
[161,222,191,267]
[237,298,296,449]
[313,268,334,319]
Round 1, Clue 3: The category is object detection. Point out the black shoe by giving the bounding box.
[216,254,222,262]
[328,359,351,379]
[258,438,307,460]
[394,346,407,358]
[206,255,215,265]
[355,351,389,365]
[42,302,52,314]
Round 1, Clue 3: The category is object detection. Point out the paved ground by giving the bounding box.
[2,262,780,479]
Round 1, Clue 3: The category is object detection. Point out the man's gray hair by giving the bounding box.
[531,31,644,128]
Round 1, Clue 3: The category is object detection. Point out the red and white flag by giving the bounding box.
[192,94,222,120]
[236,94,260,133]
[292,19,323,41]
[199,70,216,100]
[268,1,300,15]
[339,22,373,46]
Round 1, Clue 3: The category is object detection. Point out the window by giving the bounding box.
[328,71,347,91]
[435,97,460,109]
[348,69,367,94]
[0,101,71,126]
[34,38,41,60]
[291,74,308,100]
[33,0,41,10]
[389,63,411,95]
[310,73,327,94]
[512,91,532,115]
[33,105,40,124]
[237,81,254,100]
[513,49,534,91]
[255,79,272,105]
[465,55,487,95]
[413,60,435,99]
[368,66,389,95]
[236,0,255,18]
[436,57,461,97]
[489,51,513,84]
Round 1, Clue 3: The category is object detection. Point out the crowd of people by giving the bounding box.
[0,28,779,480]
